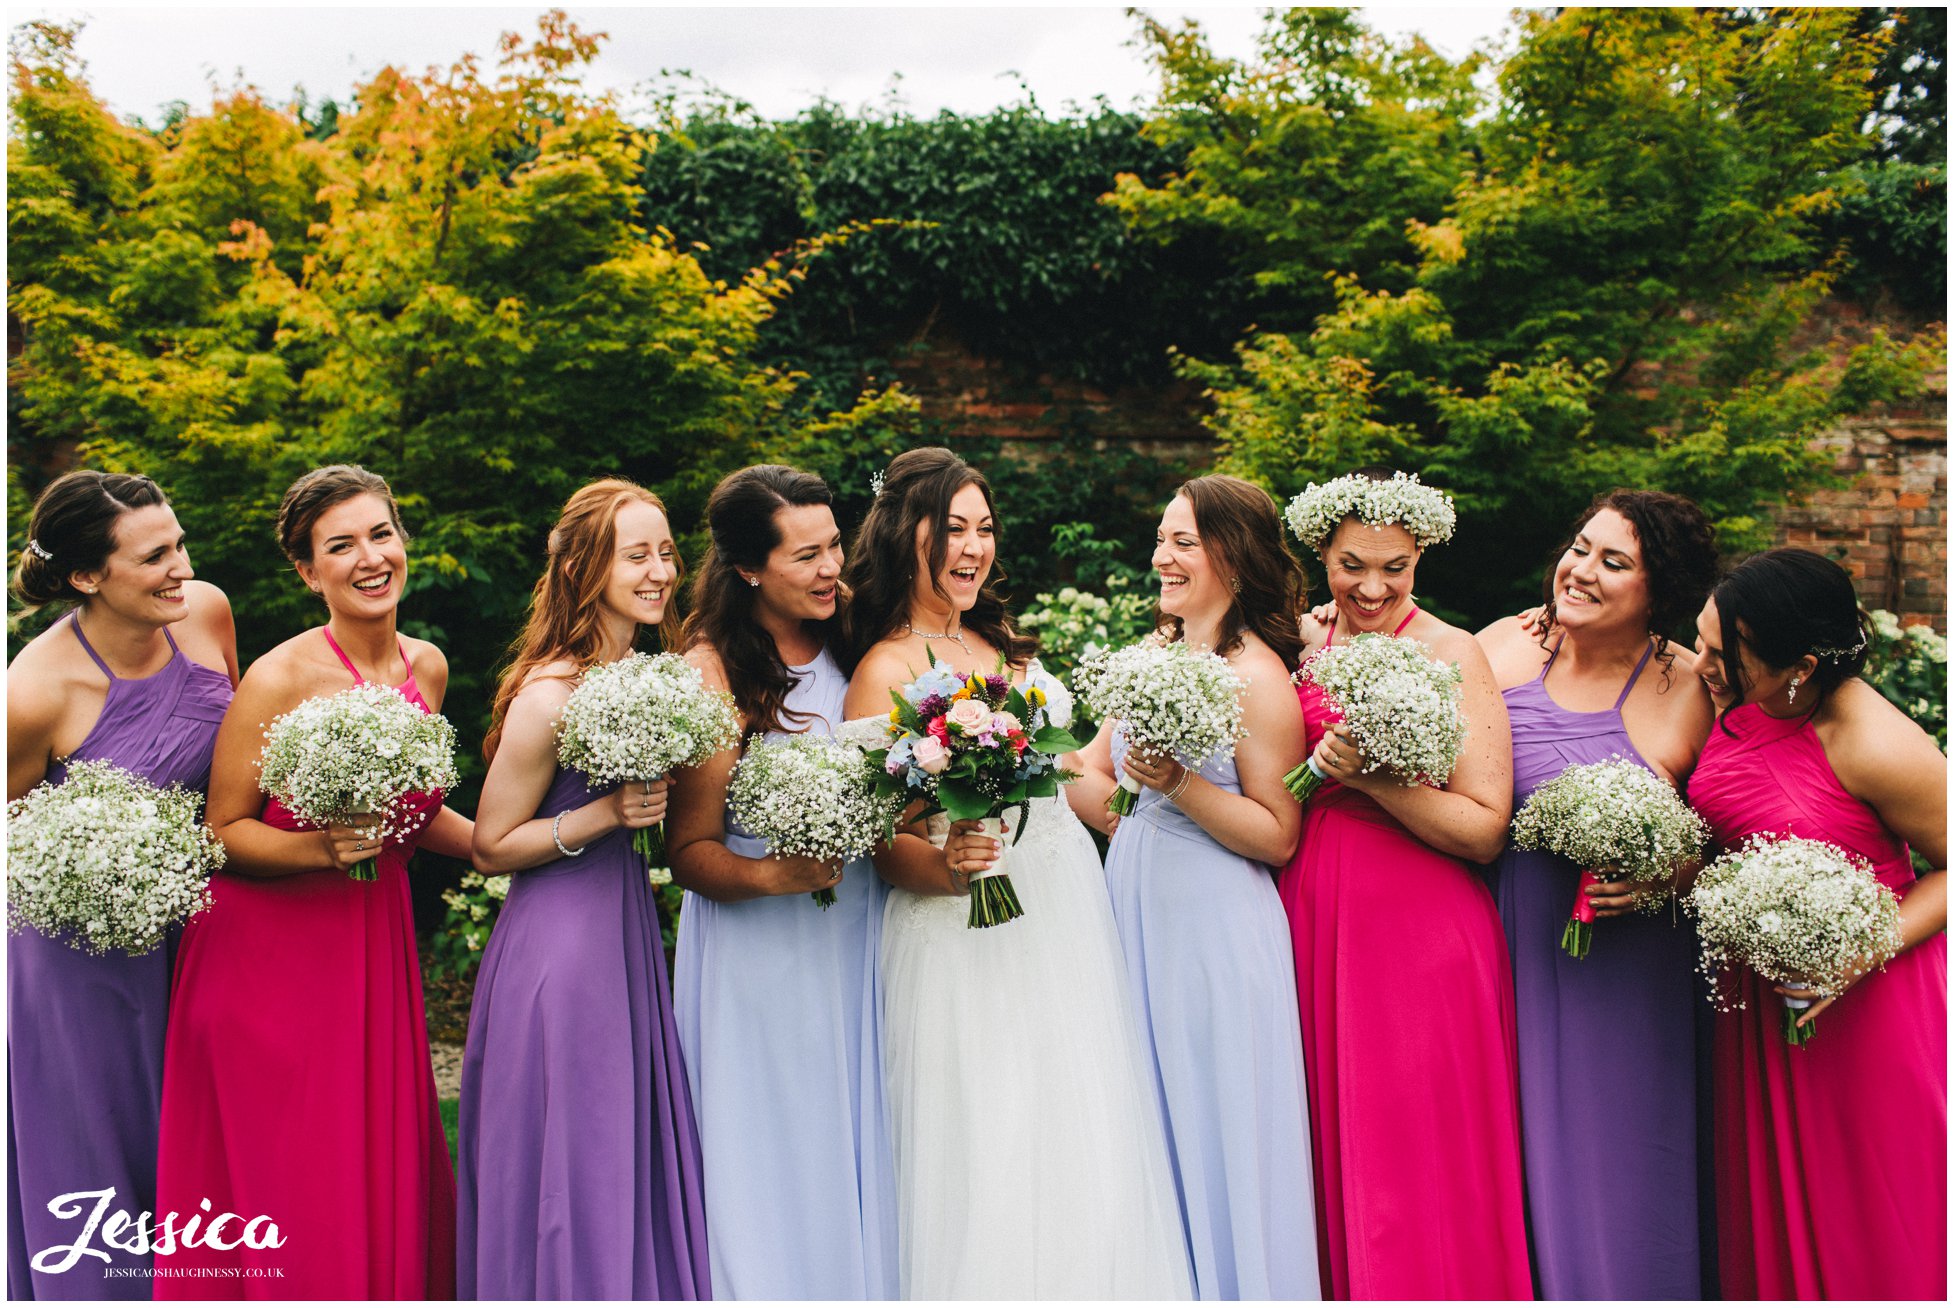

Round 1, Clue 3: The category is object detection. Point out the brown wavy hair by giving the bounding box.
[680,464,839,737]
[1161,475,1308,669]
[1537,488,1719,681]
[276,464,407,565]
[484,479,679,761]
[834,446,1036,674]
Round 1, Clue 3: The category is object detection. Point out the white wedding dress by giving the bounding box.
[874,668,1194,1300]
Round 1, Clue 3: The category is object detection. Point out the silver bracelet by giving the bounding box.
[1165,768,1194,804]
[552,812,586,858]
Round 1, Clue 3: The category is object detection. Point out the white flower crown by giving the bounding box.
[1284,471,1457,551]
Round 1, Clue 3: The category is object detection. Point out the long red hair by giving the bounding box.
[483,479,679,761]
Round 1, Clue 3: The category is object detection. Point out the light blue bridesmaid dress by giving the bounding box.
[1105,728,1322,1300]
[671,647,898,1299]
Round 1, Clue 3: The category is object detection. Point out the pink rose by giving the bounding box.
[912,736,950,774]
[947,699,991,734]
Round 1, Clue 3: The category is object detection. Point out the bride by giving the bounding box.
[837,447,1192,1300]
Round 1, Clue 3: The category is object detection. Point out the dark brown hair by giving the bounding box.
[1538,488,1719,677]
[1710,547,1869,728]
[484,479,677,761]
[1162,475,1307,669]
[12,470,170,613]
[834,446,1036,674]
[680,465,838,737]
[276,464,408,566]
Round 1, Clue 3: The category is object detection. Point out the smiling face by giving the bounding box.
[1690,595,1800,713]
[603,499,678,629]
[72,503,195,628]
[912,481,995,615]
[296,493,409,618]
[1321,517,1418,632]
[748,502,843,625]
[1553,507,1652,635]
[1153,492,1229,624]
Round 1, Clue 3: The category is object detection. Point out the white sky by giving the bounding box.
[21,4,1519,125]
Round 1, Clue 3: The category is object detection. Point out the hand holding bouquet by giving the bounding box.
[1687,834,1904,1046]
[1072,640,1247,817]
[258,681,460,880]
[7,760,223,955]
[1287,633,1466,802]
[555,652,741,870]
[727,733,901,908]
[1509,757,1710,958]
[864,659,1081,928]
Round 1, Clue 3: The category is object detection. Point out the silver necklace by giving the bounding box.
[904,620,972,655]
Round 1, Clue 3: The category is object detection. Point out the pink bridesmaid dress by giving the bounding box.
[153,631,456,1299]
[1690,702,1947,1300]
[1276,610,1531,1299]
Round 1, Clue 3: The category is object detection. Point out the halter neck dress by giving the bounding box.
[1690,701,1946,1300]
[154,629,455,1298]
[457,663,711,1299]
[8,615,231,1299]
[1104,719,1320,1300]
[1275,608,1531,1299]
[1492,637,1702,1297]
[671,646,896,1299]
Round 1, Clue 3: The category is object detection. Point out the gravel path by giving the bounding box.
[430,1041,465,1100]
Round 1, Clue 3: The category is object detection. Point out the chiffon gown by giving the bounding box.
[457,780,709,1292]
[877,662,1193,1300]
[1691,701,1947,1300]
[153,630,454,1299]
[1490,639,1701,1298]
[1275,610,1531,1300]
[1104,728,1319,1300]
[672,647,897,1299]
[8,617,231,1300]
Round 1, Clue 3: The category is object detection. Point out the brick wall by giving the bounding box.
[889,323,1949,632]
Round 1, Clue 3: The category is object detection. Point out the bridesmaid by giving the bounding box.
[665,464,897,1299]
[1477,490,1718,1298]
[1276,467,1531,1299]
[7,471,237,1299]
[1071,475,1320,1300]
[154,465,471,1298]
[458,479,709,1299]
[1686,547,1946,1300]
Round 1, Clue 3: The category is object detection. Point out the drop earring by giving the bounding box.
[1788,675,1802,705]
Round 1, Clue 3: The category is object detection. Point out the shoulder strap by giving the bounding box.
[396,640,413,679]
[1542,632,1567,675]
[1392,605,1421,636]
[68,612,115,680]
[320,627,364,683]
[1613,638,1657,711]
[162,626,181,656]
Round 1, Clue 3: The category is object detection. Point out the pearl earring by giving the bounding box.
[1788,675,1802,705]
[745,576,759,588]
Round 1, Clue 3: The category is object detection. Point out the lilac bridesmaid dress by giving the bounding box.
[1489,638,1702,1298]
[455,766,710,1299]
[7,615,232,1299]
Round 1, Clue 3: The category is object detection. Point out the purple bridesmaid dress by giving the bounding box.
[1489,638,1702,1298]
[455,765,709,1299]
[7,615,232,1299]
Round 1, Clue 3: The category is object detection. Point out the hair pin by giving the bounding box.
[1810,629,1868,661]
[869,471,885,499]
[25,538,53,562]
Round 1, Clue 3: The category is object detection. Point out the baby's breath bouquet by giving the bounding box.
[1073,640,1248,817]
[7,760,222,955]
[555,652,741,868]
[1510,757,1710,958]
[1288,633,1466,803]
[727,734,899,908]
[1688,835,1904,1046]
[259,682,460,881]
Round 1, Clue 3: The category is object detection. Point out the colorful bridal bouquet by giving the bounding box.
[1072,639,1247,817]
[6,760,223,955]
[862,660,1082,928]
[1687,835,1904,1046]
[555,652,742,869]
[1286,633,1466,803]
[1509,757,1710,959]
[727,734,900,908]
[259,682,460,881]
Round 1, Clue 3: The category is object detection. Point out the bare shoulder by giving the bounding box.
[1829,678,1939,762]
[1229,634,1295,696]
[850,640,914,691]
[513,658,579,710]
[1417,616,1495,675]
[1476,614,1550,687]
[683,642,729,691]
[403,634,448,678]
[184,579,233,631]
